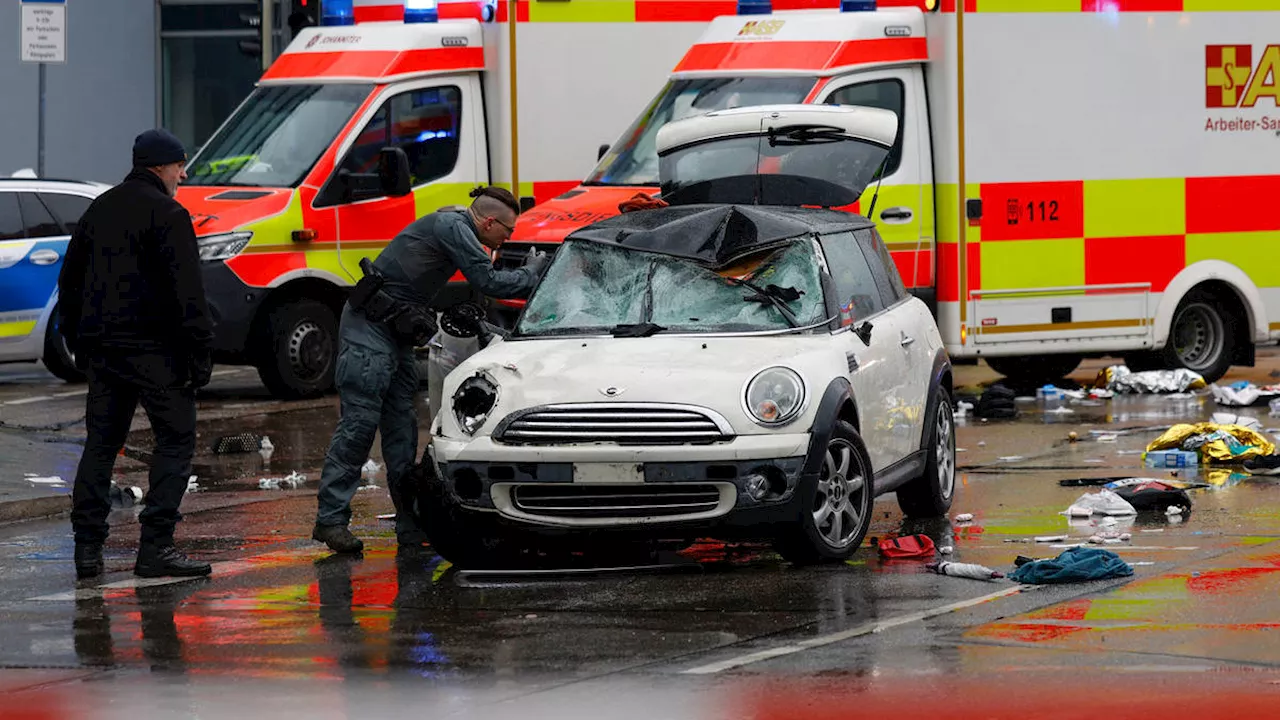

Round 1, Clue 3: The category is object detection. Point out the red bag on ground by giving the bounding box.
[877,534,936,559]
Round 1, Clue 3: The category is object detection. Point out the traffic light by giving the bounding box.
[238,5,263,59]
[289,0,318,40]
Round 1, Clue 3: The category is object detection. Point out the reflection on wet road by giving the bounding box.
[3,362,1280,716]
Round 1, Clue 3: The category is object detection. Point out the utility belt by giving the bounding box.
[350,258,438,347]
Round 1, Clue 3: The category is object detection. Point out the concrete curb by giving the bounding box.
[0,494,71,525]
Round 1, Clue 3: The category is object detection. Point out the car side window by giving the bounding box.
[18,193,63,238]
[38,193,93,235]
[332,84,462,198]
[818,231,885,327]
[0,193,23,241]
[824,79,905,178]
[856,227,908,306]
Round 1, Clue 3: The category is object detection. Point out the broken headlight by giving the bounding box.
[744,367,805,427]
[453,372,499,435]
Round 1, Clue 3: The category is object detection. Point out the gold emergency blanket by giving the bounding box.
[1146,422,1276,463]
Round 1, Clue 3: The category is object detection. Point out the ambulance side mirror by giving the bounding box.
[340,147,412,203]
[598,144,610,161]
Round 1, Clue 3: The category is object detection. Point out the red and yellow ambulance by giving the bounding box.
[505,0,1280,384]
[180,0,711,398]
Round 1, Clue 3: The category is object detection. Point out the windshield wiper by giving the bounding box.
[731,278,802,328]
[609,322,667,338]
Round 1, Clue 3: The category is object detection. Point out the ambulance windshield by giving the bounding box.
[585,76,816,187]
[187,84,373,187]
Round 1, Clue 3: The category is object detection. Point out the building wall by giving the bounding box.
[0,0,156,184]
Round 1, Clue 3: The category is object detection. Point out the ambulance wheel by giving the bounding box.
[42,306,85,383]
[985,355,1082,385]
[257,300,337,400]
[1162,289,1236,383]
[774,421,874,566]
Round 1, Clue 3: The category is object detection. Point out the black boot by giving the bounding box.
[75,542,104,580]
[134,544,212,578]
[312,524,364,554]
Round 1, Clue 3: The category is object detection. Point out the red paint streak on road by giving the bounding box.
[969,621,1092,643]
[1187,566,1280,594]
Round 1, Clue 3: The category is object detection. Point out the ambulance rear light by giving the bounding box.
[737,0,772,15]
[321,0,355,25]
[405,0,440,23]
[840,0,876,11]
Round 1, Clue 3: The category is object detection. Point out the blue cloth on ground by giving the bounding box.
[1009,546,1134,585]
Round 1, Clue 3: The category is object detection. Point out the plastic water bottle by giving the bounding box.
[1036,385,1064,411]
[927,561,1005,580]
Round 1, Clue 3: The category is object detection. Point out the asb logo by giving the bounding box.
[1206,44,1280,108]
[738,19,785,37]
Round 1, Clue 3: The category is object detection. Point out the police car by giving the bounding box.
[0,173,109,382]
[417,105,956,568]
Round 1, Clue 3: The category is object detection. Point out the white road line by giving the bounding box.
[4,395,53,406]
[682,585,1029,675]
[52,389,87,398]
[211,369,247,377]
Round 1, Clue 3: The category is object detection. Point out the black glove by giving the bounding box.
[186,350,213,390]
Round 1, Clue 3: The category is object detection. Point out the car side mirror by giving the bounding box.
[597,143,611,161]
[855,320,873,346]
[520,196,536,212]
[340,146,412,202]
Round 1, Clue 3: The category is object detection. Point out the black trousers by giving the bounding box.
[70,352,196,547]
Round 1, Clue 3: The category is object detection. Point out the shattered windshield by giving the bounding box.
[585,76,817,187]
[187,84,373,187]
[515,240,827,337]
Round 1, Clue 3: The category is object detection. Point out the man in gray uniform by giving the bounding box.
[312,186,547,554]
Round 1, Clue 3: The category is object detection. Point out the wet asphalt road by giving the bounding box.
[2,358,1280,717]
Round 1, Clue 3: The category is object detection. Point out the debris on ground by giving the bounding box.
[954,513,974,523]
[362,459,382,477]
[1211,382,1280,408]
[108,483,142,507]
[1145,422,1275,464]
[24,474,65,486]
[975,384,1018,419]
[1062,488,1137,517]
[212,432,262,454]
[927,560,1005,580]
[186,475,200,493]
[259,436,274,461]
[1096,365,1206,394]
[1009,546,1134,584]
[259,471,306,490]
[1107,478,1193,513]
[877,534,936,559]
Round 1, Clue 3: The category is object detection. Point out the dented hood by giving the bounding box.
[176,186,294,237]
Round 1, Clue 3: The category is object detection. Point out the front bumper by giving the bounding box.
[200,261,263,363]
[429,433,812,533]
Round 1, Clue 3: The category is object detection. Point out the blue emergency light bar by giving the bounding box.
[322,0,355,25]
[736,0,772,14]
[405,0,440,23]
[840,0,877,10]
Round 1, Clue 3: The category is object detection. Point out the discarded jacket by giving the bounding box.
[878,534,936,559]
[1145,422,1276,464]
[1095,365,1206,394]
[1009,546,1134,585]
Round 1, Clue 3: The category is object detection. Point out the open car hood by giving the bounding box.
[654,104,898,208]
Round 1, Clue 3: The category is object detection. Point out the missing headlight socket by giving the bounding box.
[453,371,499,434]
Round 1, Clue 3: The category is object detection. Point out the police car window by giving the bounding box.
[38,193,92,235]
[336,85,462,192]
[856,227,908,306]
[824,79,905,178]
[818,231,885,327]
[0,194,23,241]
[17,194,63,238]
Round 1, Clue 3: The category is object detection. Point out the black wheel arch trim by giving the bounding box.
[918,350,953,454]
[802,377,857,479]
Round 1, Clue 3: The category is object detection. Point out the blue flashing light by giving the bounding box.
[840,0,877,10]
[737,0,772,15]
[321,0,355,25]
[405,0,440,23]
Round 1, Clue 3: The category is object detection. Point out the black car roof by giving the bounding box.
[565,204,873,269]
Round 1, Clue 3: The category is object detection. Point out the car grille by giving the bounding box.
[510,484,724,519]
[494,242,559,272]
[495,404,733,446]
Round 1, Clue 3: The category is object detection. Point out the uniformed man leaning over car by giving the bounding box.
[312,186,548,554]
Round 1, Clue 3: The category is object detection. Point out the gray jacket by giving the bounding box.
[371,208,536,305]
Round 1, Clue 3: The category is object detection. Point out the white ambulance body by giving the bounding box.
[527,0,1280,384]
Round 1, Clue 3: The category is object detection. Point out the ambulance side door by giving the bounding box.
[819,67,934,301]
[317,74,487,278]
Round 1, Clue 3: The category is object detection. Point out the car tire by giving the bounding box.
[896,386,956,518]
[410,459,520,569]
[42,307,85,383]
[255,300,337,400]
[985,355,1082,385]
[1161,289,1236,383]
[774,421,875,565]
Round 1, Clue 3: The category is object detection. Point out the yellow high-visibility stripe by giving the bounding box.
[981,238,1085,290]
[934,183,981,245]
[0,321,37,338]
[1084,179,1185,239]
[1184,0,1280,10]
[529,0,636,22]
[1187,231,1280,288]
[976,0,1078,11]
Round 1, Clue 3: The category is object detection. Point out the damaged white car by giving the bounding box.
[414,105,956,567]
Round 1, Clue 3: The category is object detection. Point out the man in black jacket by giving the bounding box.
[58,128,214,580]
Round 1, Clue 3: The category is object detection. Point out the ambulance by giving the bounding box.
[180,0,711,398]
[505,0,1280,385]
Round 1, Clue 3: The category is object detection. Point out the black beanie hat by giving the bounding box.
[132,128,187,168]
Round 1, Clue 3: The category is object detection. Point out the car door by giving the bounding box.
[818,231,910,471]
[820,67,934,293]
[0,191,70,352]
[856,226,931,457]
[317,76,485,282]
